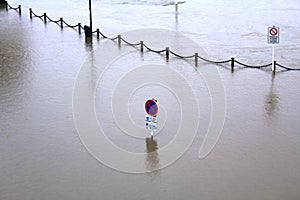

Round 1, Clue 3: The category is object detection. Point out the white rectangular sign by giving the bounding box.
[268,26,280,44]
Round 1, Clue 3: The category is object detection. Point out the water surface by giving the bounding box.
[1,1,300,199]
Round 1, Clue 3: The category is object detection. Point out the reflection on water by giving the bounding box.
[175,12,178,30]
[84,37,93,50]
[264,74,280,119]
[84,38,99,90]
[145,136,160,174]
[0,9,34,117]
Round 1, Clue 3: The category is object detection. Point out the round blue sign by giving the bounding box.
[145,99,158,117]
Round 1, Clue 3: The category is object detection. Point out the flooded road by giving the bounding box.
[1,0,300,199]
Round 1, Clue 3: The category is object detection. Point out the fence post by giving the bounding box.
[29,8,32,19]
[166,47,169,61]
[231,57,235,72]
[78,23,81,34]
[60,17,63,28]
[273,61,276,74]
[195,53,198,67]
[43,13,47,24]
[140,41,144,52]
[4,1,8,11]
[118,35,121,47]
[96,29,100,39]
[18,5,21,15]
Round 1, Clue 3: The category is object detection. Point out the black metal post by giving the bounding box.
[140,41,144,52]
[273,60,276,74]
[96,28,100,39]
[231,57,235,72]
[29,8,32,19]
[78,23,81,34]
[166,47,169,61]
[118,35,121,47]
[44,13,47,24]
[18,5,21,15]
[60,17,63,28]
[118,35,121,48]
[89,0,92,33]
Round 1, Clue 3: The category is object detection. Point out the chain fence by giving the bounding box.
[4,2,300,72]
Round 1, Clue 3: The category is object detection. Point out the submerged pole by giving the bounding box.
[195,53,198,67]
[140,41,144,52]
[43,13,47,24]
[272,44,275,72]
[29,8,32,19]
[96,28,100,39]
[4,1,8,11]
[166,47,169,61]
[18,5,21,15]
[231,57,235,72]
[60,17,63,28]
[118,35,121,47]
[273,60,276,74]
[78,23,81,34]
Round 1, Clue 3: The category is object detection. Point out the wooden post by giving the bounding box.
[43,13,47,24]
[96,28,100,39]
[118,35,121,47]
[195,53,198,67]
[5,1,8,11]
[166,47,169,61]
[29,8,32,19]
[231,57,235,72]
[78,23,81,34]
[60,17,63,28]
[18,5,21,15]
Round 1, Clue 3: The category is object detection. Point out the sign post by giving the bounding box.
[145,98,158,136]
[267,26,279,72]
[89,0,92,31]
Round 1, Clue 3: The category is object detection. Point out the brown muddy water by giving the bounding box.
[1,2,300,200]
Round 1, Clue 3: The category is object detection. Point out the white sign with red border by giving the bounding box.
[268,26,279,44]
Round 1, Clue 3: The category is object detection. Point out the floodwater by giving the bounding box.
[1,0,300,199]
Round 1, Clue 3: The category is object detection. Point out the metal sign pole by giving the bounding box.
[89,0,92,32]
[272,44,275,72]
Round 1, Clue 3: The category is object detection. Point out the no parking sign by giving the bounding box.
[145,98,158,134]
[145,99,158,117]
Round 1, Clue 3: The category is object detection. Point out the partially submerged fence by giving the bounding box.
[3,1,21,14]
[3,2,300,73]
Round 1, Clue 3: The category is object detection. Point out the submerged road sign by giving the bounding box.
[268,26,279,44]
[145,99,158,135]
[145,99,158,117]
